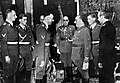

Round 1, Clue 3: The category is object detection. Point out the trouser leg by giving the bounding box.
[4,75,14,83]
[66,66,72,81]
[25,70,31,83]
[16,68,26,83]
[36,79,43,83]
[82,78,89,83]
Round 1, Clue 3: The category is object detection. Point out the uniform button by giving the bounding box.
[97,49,99,51]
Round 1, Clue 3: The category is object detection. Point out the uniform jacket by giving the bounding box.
[32,22,50,79]
[91,24,101,59]
[71,26,91,79]
[98,21,116,63]
[71,26,91,60]
[16,25,35,54]
[56,25,75,53]
[0,21,19,76]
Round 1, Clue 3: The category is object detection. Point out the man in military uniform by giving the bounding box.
[87,13,101,78]
[15,14,35,83]
[0,9,18,83]
[56,16,75,82]
[32,13,54,83]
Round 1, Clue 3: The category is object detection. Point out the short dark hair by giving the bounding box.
[78,14,89,27]
[10,4,18,13]
[88,13,97,19]
[5,9,12,16]
[19,13,27,19]
[88,13,99,23]
[99,10,112,19]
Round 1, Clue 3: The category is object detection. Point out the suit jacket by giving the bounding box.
[98,21,116,63]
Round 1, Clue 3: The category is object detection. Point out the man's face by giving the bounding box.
[98,12,104,24]
[9,10,17,21]
[74,16,84,28]
[63,16,69,26]
[48,14,54,25]
[87,15,96,25]
[20,17,27,26]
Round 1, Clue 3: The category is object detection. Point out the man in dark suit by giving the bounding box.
[32,13,54,83]
[56,16,75,82]
[87,13,101,78]
[0,9,18,83]
[98,10,116,83]
[15,14,35,83]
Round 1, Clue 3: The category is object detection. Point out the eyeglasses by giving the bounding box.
[63,20,68,21]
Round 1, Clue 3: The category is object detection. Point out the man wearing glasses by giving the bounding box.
[56,16,75,82]
[15,14,35,83]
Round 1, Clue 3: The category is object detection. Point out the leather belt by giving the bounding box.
[7,42,30,45]
[7,42,18,44]
[19,42,30,45]
[92,41,99,44]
